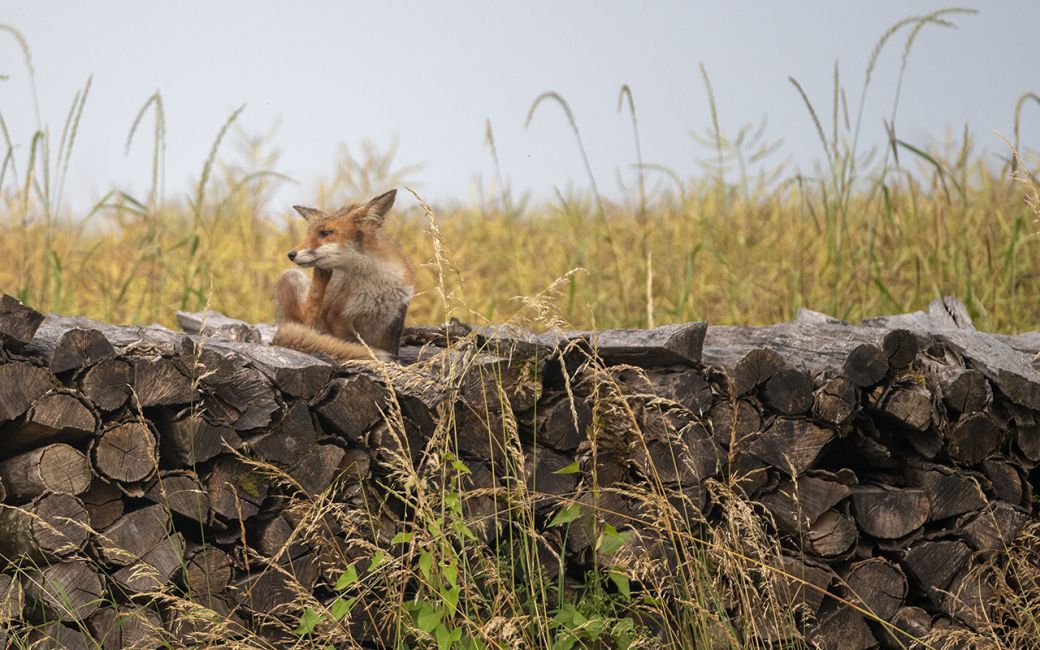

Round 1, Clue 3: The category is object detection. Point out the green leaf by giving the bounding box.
[596,524,632,556]
[443,561,458,587]
[608,570,631,600]
[453,520,478,541]
[333,563,358,591]
[391,531,414,545]
[553,461,580,475]
[330,596,356,621]
[416,602,441,633]
[451,459,471,474]
[436,624,462,650]
[294,607,321,636]
[440,584,461,616]
[368,550,386,572]
[418,551,434,580]
[547,503,582,528]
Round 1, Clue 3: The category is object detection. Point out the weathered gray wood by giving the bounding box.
[24,560,104,621]
[0,572,23,621]
[727,348,785,397]
[771,555,832,614]
[4,390,97,456]
[287,443,346,495]
[25,321,116,373]
[95,504,172,567]
[157,410,242,468]
[842,558,908,620]
[748,418,834,476]
[26,622,96,650]
[112,531,185,595]
[131,355,197,408]
[812,600,878,650]
[850,484,929,540]
[946,412,1001,466]
[206,457,269,521]
[181,543,233,596]
[761,366,814,415]
[813,377,859,425]
[245,401,317,466]
[0,293,45,352]
[77,358,132,411]
[177,309,262,343]
[313,375,388,443]
[940,369,992,414]
[0,493,90,561]
[903,462,987,521]
[145,470,210,523]
[0,444,91,502]
[563,321,707,367]
[959,501,1028,556]
[708,398,761,448]
[535,394,592,451]
[806,509,858,558]
[210,365,280,431]
[91,421,158,484]
[79,478,124,530]
[882,328,921,369]
[881,607,932,650]
[88,606,164,650]
[0,362,56,424]
[902,539,972,605]
[876,384,934,431]
[201,337,333,399]
[759,475,851,533]
[980,459,1028,508]
[1014,422,1040,461]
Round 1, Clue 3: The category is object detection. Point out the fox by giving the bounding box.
[272,189,413,362]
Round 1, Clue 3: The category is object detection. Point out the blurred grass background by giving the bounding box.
[1,12,1039,334]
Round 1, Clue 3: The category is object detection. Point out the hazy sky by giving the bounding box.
[2,1,1038,212]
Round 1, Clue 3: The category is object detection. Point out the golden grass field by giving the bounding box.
[3,11,1040,649]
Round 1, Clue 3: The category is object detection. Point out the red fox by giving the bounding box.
[273,189,413,361]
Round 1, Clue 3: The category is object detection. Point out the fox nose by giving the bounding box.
[287,250,297,261]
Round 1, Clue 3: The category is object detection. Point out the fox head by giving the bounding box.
[287,189,397,269]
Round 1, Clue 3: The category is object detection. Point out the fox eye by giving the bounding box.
[318,229,332,238]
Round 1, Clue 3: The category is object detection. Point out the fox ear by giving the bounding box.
[361,189,397,227]
[293,205,322,222]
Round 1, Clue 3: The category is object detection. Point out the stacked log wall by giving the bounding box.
[0,294,1038,648]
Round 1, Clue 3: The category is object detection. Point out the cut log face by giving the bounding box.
[883,329,920,369]
[314,376,388,443]
[850,484,929,540]
[0,363,56,424]
[91,421,158,484]
[941,369,992,414]
[0,493,90,560]
[843,343,890,387]
[708,398,762,448]
[806,510,858,558]
[877,384,934,431]
[145,470,210,523]
[759,475,852,533]
[79,478,124,530]
[535,394,592,451]
[130,356,197,408]
[88,606,164,650]
[246,401,317,466]
[748,418,834,476]
[761,366,814,415]
[0,294,45,352]
[77,358,132,411]
[946,413,1001,466]
[842,558,908,621]
[95,504,172,566]
[729,348,785,397]
[814,377,859,425]
[902,539,972,604]
[24,560,105,621]
[0,443,92,502]
[960,502,1028,556]
[26,622,96,650]
[27,325,117,374]
[112,531,185,595]
[904,464,987,522]
[158,411,241,468]
[206,457,269,521]
[0,572,24,621]
[812,600,878,650]
[181,545,233,596]
[6,390,97,455]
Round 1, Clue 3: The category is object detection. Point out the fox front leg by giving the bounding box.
[302,268,332,327]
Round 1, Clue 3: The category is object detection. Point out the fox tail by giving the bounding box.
[272,322,388,362]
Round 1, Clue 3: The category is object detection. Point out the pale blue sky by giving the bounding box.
[2,1,1038,212]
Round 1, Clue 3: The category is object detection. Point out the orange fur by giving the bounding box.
[272,189,412,361]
